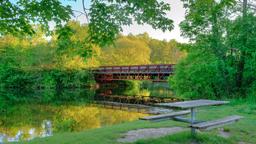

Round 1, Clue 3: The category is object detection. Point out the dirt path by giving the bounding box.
[117,127,185,143]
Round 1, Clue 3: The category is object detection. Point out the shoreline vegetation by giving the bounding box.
[20,99,256,144]
[0,21,184,105]
[1,69,95,90]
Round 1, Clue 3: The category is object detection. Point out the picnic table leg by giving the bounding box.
[191,108,196,136]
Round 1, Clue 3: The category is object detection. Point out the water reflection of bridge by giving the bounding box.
[94,94,179,105]
[93,64,175,82]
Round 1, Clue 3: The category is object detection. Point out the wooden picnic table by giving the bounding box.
[155,99,229,135]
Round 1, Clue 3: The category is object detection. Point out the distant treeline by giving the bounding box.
[99,34,185,65]
[0,21,185,90]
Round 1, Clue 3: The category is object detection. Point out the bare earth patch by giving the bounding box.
[117,127,185,143]
[218,128,231,138]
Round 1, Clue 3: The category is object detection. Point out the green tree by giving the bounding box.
[99,35,151,65]
[55,21,101,69]
[1,0,173,47]
[170,0,256,99]
[149,39,185,64]
[0,0,72,35]
[88,0,173,46]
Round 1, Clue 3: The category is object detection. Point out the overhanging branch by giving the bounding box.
[82,0,90,22]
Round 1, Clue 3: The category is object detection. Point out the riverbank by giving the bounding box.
[22,99,256,144]
[0,69,95,90]
[0,68,96,108]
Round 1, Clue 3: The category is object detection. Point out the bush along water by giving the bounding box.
[0,68,96,108]
[0,69,95,90]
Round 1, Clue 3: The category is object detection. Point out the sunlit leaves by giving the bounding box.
[0,0,72,36]
[180,0,236,40]
[172,0,256,99]
[54,22,100,68]
[149,39,185,64]
[1,0,174,48]
[99,35,151,65]
[88,0,174,47]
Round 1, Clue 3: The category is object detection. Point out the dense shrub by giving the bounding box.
[170,1,256,100]
[170,49,235,99]
[0,69,95,90]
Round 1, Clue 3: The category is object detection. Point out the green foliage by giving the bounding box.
[55,22,97,63]
[246,82,256,104]
[0,68,94,90]
[170,48,234,99]
[149,39,185,64]
[227,14,256,88]
[88,0,173,46]
[25,102,256,144]
[99,35,151,65]
[55,119,76,132]
[99,34,185,66]
[170,1,256,99]
[122,81,143,96]
[0,20,183,102]
[0,0,72,35]
[1,0,174,61]
[0,23,97,101]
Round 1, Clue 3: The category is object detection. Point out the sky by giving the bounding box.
[122,1,188,43]
[65,0,188,43]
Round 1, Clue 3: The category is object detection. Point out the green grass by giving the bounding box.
[18,100,256,144]
[134,132,231,144]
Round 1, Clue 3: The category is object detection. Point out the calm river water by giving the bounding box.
[0,82,174,143]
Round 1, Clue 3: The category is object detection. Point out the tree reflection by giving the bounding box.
[0,103,147,143]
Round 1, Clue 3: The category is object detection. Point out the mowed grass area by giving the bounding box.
[19,100,256,144]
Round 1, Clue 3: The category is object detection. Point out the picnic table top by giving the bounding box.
[155,99,229,109]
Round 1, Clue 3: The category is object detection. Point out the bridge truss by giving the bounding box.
[93,64,174,82]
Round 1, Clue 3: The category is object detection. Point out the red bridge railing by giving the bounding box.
[93,64,175,82]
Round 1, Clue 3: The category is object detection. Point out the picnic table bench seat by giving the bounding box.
[140,110,190,121]
[140,100,242,136]
[191,115,243,131]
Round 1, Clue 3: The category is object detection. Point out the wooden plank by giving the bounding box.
[156,100,229,109]
[191,115,243,131]
[173,116,205,124]
[140,110,190,121]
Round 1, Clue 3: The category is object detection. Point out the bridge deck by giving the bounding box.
[93,64,175,82]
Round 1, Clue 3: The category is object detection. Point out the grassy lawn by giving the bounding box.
[18,100,256,144]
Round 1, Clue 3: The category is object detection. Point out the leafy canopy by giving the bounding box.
[1,0,174,47]
[170,0,256,99]
[0,0,72,35]
[88,0,174,46]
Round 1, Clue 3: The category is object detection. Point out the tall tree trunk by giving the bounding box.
[243,0,248,17]
[211,10,222,58]
[236,0,247,93]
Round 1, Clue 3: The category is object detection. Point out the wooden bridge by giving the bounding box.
[93,64,175,82]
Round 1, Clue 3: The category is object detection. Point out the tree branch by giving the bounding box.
[248,3,256,11]
[237,0,256,11]
[72,10,87,15]
[82,0,90,23]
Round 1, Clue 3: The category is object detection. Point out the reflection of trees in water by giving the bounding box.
[97,81,150,96]
[0,103,147,142]
[0,103,57,140]
[0,89,95,104]
[0,119,52,143]
[143,82,174,98]
[0,82,172,142]
[97,80,174,98]
[56,105,147,131]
